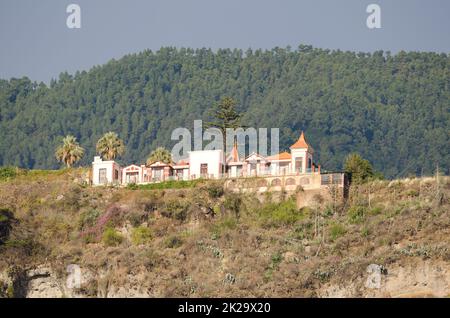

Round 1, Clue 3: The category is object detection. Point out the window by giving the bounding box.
[271,178,282,186]
[280,163,289,175]
[126,172,139,183]
[200,164,208,176]
[286,178,296,186]
[114,169,119,180]
[295,157,303,173]
[321,174,330,185]
[99,168,107,184]
[332,174,342,184]
[153,169,162,180]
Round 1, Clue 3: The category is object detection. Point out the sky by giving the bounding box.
[1,0,449,83]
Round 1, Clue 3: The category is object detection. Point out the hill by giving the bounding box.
[0,170,449,297]
[0,46,449,177]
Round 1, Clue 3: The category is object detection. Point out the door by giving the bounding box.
[200,164,208,177]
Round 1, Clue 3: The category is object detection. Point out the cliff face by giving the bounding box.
[0,169,449,298]
[2,259,449,298]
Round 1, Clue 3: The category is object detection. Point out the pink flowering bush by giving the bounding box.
[80,204,126,242]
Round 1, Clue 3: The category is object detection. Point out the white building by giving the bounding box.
[188,149,224,179]
[91,131,324,186]
[92,156,122,185]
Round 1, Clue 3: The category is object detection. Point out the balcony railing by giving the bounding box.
[123,169,336,185]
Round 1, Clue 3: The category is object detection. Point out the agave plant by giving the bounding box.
[55,135,85,168]
[96,132,125,160]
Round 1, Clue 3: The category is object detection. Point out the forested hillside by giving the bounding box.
[0,45,448,178]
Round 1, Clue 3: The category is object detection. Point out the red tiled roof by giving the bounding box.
[267,151,292,161]
[290,131,311,149]
[148,161,173,167]
[227,140,240,163]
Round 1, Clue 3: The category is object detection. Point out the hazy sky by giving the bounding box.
[1,0,449,83]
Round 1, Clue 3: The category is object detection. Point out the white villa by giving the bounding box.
[92,132,347,192]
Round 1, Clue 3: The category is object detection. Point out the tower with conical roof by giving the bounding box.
[290,131,314,174]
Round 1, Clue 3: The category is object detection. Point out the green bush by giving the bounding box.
[368,206,383,216]
[129,180,201,190]
[322,205,334,217]
[127,211,148,227]
[329,223,347,241]
[206,181,224,198]
[361,227,370,237]
[102,227,123,246]
[264,252,283,282]
[343,153,374,184]
[0,208,14,244]
[131,226,153,245]
[165,235,183,248]
[270,252,283,267]
[6,284,14,298]
[78,209,100,230]
[347,205,366,224]
[126,183,138,190]
[292,220,314,240]
[406,189,419,197]
[61,185,82,210]
[224,193,242,216]
[210,216,238,237]
[0,167,17,181]
[259,198,303,226]
[161,200,189,221]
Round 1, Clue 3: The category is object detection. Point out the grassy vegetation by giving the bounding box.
[102,227,124,247]
[0,166,89,182]
[0,169,449,297]
[347,205,366,224]
[131,226,153,245]
[127,179,203,190]
[329,222,347,241]
[0,167,17,181]
[258,198,305,227]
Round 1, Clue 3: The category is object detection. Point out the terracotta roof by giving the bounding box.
[227,140,240,163]
[290,131,311,150]
[231,142,239,162]
[267,151,292,161]
[148,161,173,167]
[175,160,189,166]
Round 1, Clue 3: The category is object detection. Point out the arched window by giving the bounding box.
[271,178,281,186]
[286,178,296,186]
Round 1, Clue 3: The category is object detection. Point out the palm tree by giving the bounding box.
[96,132,125,160]
[55,135,85,168]
[344,153,374,184]
[146,147,172,165]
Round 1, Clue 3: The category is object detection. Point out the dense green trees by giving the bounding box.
[0,46,448,178]
[55,135,84,168]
